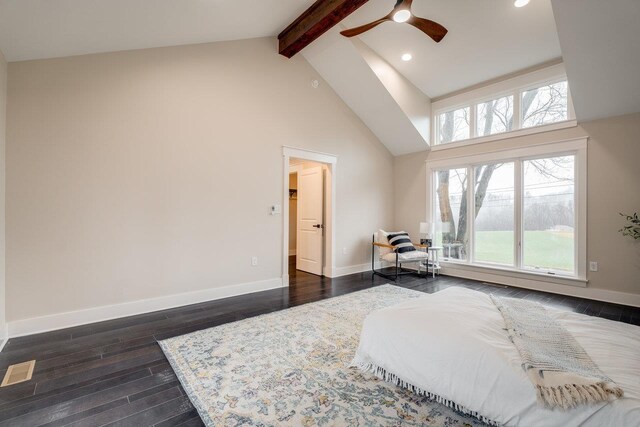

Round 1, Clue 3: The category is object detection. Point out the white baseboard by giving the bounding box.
[8,277,283,338]
[441,266,640,308]
[0,325,8,353]
[288,249,296,256]
[330,261,386,278]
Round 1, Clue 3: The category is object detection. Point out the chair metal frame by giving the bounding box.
[371,234,429,282]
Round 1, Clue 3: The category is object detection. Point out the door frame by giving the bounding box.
[282,146,337,286]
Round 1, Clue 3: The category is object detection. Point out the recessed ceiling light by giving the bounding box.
[514,0,530,7]
[392,10,411,23]
[401,53,413,61]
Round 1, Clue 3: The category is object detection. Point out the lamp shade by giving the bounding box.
[420,222,434,236]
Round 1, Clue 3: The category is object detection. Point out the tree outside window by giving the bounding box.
[435,87,574,268]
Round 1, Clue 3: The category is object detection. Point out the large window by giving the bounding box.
[523,156,575,273]
[434,168,468,261]
[433,70,574,147]
[430,145,584,279]
[474,162,515,266]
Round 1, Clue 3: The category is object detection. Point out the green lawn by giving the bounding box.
[474,230,574,272]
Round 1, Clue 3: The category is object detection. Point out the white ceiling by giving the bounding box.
[0,0,561,99]
[551,0,640,122]
[0,0,314,61]
[343,0,562,98]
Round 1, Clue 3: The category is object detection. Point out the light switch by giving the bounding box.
[270,204,282,215]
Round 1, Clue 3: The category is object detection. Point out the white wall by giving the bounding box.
[6,37,395,328]
[0,49,6,343]
[395,113,640,304]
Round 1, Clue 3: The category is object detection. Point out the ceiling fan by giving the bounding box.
[340,0,448,43]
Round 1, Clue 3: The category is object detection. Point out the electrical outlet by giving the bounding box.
[251,256,258,266]
[589,261,598,272]
[342,247,347,255]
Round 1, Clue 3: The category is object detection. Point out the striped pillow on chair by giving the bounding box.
[387,232,416,253]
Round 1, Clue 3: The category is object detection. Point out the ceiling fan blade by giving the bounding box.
[407,16,448,42]
[340,17,391,37]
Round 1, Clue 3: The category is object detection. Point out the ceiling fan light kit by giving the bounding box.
[340,0,447,43]
[392,9,411,22]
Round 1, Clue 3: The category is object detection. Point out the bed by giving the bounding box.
[352,287,640,426]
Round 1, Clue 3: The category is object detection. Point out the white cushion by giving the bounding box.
[381,250,428,263]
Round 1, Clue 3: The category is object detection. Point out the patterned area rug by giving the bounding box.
[159,285,486,426]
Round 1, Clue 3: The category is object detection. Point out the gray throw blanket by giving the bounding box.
[490,295,624,409]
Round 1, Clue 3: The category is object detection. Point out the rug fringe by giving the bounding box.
[352,361,499,426]
[536,382,624,410]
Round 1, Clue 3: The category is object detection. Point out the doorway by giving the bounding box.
[289,159,325,277]
[282,147,336,286]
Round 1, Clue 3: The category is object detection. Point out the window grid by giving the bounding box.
[432,154,577,277]
[434,78,571,146]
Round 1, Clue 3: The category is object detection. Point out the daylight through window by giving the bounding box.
[432,153,577,276]
[434,78,572,146]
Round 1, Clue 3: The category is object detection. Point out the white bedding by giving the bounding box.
[352,287,640,426]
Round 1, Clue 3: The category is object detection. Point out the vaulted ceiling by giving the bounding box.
[0,0,314,61]
[341,0,561,98]
[0,0,638,155]
[0,0,561,100]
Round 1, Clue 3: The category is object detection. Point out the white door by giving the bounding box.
[297,166,324,275]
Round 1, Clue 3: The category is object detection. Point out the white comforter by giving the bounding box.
[352,287,640,426]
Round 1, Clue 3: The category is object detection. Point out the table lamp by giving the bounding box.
[419,222,434,246]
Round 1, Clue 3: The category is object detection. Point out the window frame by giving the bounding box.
[431,64,576,151]
[426,137,587,284]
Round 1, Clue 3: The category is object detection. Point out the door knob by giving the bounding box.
[312,224,324,229]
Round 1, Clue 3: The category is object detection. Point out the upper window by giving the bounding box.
[438,107,470,144]
[521,81,569,128]
[432,66,574,147]
[477,95,514,137]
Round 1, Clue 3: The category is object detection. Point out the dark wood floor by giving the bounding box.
[0,258,638,426]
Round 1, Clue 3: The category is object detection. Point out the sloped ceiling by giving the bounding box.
[303,27,430,156]
[0,0,315,61]
[342,0,561,98]
[5,0,634,154]
[551,0,640,122]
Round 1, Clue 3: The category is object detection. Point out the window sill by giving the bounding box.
[439,260,587,288]
[431,120,577,152]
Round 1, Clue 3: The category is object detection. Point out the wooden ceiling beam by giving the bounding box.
[278,0,370,58]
